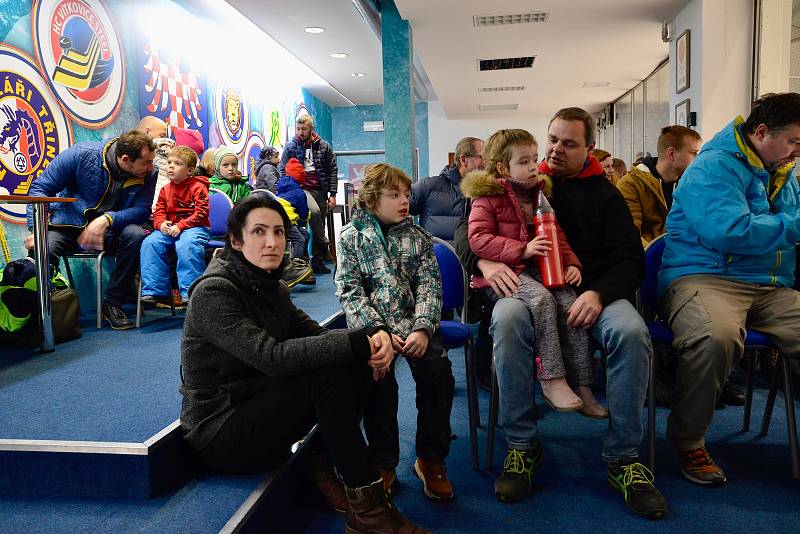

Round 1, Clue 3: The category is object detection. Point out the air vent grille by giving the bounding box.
[478,57,535,71]
[478,86,525,93]
[479,104,519,112]
[474,12,549,27]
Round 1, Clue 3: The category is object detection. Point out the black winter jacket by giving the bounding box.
[278,134,338,194]
[179,247,372,451]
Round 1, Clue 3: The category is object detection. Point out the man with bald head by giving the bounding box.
[26,125,159,329]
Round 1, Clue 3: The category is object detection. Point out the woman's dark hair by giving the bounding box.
[743,93,800,134]
[226,194,291,247]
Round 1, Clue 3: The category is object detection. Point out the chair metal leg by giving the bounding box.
[463,337,480,469]
[779,356,800,479]
[760,363,782,437]
[742,349,757,432]
[135,274,142,329]
[96,251,105,329]
[62,256,76,288]
[487,356,499,471]
[647,350,656,473]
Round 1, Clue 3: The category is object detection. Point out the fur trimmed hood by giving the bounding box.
[461,170,553,199]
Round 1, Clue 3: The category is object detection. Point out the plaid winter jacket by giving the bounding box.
[335,207,442,339]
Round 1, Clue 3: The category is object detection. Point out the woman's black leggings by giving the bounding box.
[199,363,376,487]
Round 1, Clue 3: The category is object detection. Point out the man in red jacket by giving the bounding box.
[140,146,210,306]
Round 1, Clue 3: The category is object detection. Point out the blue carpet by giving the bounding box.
[298,353,800,533]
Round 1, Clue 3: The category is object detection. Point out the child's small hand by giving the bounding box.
[159,221,172,234]
[564,265,582,286]
[391,333,405,352]
[521,236,552,259]
[169,225,181,238]
[403,330,429,359]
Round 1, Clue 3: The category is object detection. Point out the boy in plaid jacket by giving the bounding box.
[336,163,456,502]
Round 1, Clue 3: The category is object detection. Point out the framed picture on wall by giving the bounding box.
[676,29,690,93]
[675,99,690,127]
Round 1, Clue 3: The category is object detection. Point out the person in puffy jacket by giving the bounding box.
[254,146,281,192]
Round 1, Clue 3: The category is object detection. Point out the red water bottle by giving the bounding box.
[532,191,565,289]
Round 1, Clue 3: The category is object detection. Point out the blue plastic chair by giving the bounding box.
[207,188,233,249]
[640,234,799,478]
[432,237,480,469]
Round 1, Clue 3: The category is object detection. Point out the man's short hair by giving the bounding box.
[656,126,702,157]
[743,93,800,134]
[549,107,595,147]
[296,114,314,128]
[454,137,482,165]
[117,130,156,161]
[169,146,198,168]
[356,163,412,210]
[612,158,627,176]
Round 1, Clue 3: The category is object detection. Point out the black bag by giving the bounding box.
[51,287,81,343]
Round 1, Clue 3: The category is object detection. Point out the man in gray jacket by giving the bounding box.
[410,137,484,241]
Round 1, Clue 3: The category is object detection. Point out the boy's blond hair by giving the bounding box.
[200,148,216,175]
[169,145,198,169]
[356,163,412,210]
[483,129,537,178]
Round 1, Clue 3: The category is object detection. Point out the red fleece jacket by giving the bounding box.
[153,175,210,231]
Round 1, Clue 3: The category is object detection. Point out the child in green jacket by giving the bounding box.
[335,163,455,502]
[209,147,252,203]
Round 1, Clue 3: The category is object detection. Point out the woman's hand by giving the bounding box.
[367,330,395,379]
[403,330,429,359]
[564,265,582,286]
[521,236,551,259]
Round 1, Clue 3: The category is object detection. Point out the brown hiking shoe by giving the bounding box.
[413,458,454,501]
[308,451,347,513]
[379,468,397,494]
[678,446,727,486]
[345,479,429,534]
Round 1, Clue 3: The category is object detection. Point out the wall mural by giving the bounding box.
[242,131,264,183]
[0,43,72,223]
[214,83,248,154]
[139,41,208,148]
[31,0,125,128]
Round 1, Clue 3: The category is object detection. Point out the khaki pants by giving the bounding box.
[658,275,800,450]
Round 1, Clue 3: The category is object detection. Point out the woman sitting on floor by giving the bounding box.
[179,195,428,533]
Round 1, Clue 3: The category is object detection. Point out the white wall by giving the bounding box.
[427,100,550,174]
[670,0,754,141]
[757,0,792,95]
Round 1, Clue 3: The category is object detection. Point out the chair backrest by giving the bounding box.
[251,188,279,201]
[432,237,468,321]
[639,234,667,315]
[208,188,233,237]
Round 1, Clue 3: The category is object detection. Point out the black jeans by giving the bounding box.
[364,330,455,469]
[199,363,376,487]
[306,188,330,260]
[46,224,145,307]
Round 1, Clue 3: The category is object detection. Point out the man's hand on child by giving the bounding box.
[403,330,429,359]
[567,290,603,329]
[564,265,582,286]
[521,236,551,259]
[477,258,520,297]
[368,330,394,380]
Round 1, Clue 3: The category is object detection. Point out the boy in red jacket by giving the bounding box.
[140,146,210,305]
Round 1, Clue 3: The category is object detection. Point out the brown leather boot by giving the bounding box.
[345,479,430,534]
[308,451,347,514]
[379,468,397,494]
[413,458,454,501]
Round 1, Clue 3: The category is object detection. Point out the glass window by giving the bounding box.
[633,83,645,162]
[614,92,633,168]
[645,63,670,157]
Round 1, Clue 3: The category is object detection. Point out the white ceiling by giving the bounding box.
[228,0,691,118]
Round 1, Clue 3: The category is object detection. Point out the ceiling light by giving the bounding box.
[330,53,348,58]
[582,81,610,88]
[479,104,519,111]
[304,26,325,34]
[351,72,366,77]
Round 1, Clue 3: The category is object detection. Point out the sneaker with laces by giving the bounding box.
[494,443,543,502]
[282,258,314,288]
[101,302,133,330]
[677,446,727,485]
[413,458,453,501]
[607,460,667,519]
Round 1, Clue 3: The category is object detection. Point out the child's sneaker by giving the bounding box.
[607,459,667,519]
[494,443,543,502]
[576,385,609,419]
[677,446,726,485]
[540,377,583,412]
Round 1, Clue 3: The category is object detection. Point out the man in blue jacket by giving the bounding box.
[410,136,484,241]
[278,114,337,274]
[25,130,158,329]
[658,92,800,486]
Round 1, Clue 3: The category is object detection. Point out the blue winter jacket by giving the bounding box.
[658,117,800,296]
[409,165,466,241]
[26,139,157,232]
[276,175,310,221]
